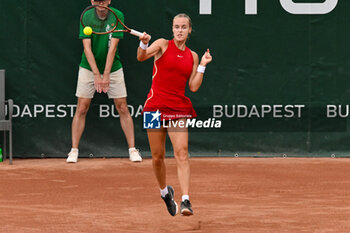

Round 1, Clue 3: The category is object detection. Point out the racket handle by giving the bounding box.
[130,29,151,40]
[130,29,143,37]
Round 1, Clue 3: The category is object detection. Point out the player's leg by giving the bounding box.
[147,128,167,188]
[67,67,95,163]
[108,68,141,162]
[167,118,190,196]
[147,128,178,216]
[167,118,193,216]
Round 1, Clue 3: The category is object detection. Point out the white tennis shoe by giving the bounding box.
[66,149,79,163]
[129,148,142,162]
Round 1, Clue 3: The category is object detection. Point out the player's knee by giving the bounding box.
[152,152,165,166]
[174,148,189,162]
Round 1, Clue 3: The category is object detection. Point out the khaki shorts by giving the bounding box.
[75,67,127,99]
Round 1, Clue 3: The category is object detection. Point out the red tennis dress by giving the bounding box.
[143,40,197,120]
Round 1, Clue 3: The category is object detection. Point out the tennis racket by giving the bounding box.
[80,5,148,38]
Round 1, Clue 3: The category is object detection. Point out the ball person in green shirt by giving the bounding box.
[67,0,142,163]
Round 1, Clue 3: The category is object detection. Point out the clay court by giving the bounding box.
[1,157,350,233]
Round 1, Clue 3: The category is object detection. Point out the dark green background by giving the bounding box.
[1,0,349,158]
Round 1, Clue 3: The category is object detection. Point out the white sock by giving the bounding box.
[71,148,78,153]
[129,147,136,152]
[182,195,189,202]
[160,186,169,197]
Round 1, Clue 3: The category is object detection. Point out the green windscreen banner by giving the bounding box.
[1,0,349,158]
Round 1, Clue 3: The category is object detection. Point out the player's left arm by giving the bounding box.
[188,49,212,92]
[102,38,120,93]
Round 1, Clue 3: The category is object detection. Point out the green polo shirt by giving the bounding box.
[79,7,124,74]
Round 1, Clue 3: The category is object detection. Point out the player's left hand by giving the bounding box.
[200,49,212,66]
[101,73,110,93]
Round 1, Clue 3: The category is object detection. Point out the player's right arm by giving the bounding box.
[82,39,103,93]
[137,35,167,62]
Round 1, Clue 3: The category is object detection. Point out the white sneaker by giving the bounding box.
[129,148,142,162]
[66,149,79,163]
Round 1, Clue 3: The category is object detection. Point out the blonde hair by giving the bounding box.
[173,13,192,28]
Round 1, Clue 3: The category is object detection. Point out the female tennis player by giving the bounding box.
[137,13,212,216]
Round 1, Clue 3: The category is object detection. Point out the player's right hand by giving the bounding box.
[94,74,103,93]
[140,32,151,45]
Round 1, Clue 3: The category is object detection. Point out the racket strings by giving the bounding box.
[82,8,118,33]
[80,5,136,35]
[95,8,109,20]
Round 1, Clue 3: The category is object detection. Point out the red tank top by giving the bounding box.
[143,40,197,120]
